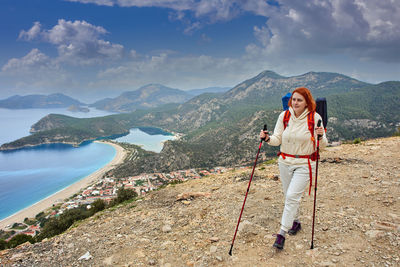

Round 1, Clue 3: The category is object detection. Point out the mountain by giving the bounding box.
[91,84,193,112]
[1,70,399,174]
[222,70,368,107]
[0,93,85,109]
[187,86,231,96]
[141,71,371,132]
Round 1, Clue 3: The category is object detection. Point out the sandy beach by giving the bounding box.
[0,141,126,230]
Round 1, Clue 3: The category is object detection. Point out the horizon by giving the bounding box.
[1,0,399,101]
[0,69,397,103]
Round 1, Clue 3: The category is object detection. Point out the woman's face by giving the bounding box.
[291,92,307,116]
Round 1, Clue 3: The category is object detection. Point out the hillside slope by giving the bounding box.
[1,137,399,266]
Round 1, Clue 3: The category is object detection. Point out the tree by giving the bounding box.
[7,234,34,249]
[37,218,63,241]
[35,211,45,219]
[110,187,138,206]
[90,199,106,214]
[0,239,7,250]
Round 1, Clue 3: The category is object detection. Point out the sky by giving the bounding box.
[0,0,399,101]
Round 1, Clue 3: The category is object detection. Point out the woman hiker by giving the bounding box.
[260,87,328,250]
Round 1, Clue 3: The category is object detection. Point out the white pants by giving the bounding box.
[278,162,314,232]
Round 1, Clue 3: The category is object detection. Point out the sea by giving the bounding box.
[0,108,174,221]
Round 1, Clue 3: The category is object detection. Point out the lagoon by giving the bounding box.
[115,128,175,153]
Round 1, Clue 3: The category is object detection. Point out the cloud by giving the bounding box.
[93,51,259,90]
[19,19,124,65]
[0,49,73,95]
[67,0,193,10]
[18,21,43,41]
[250,0,400,63]
[67,0,114,6]
[253,25,271,47]
[183,22,201,35]
[2,49,53,72]
[66,0,273,26]
[200,33,212,43]
[66,0,400,63]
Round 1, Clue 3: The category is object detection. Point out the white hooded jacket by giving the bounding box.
[267,107,328,165]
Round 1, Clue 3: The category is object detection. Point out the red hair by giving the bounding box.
[288,87,316,112]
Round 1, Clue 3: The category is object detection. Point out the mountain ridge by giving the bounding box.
[90,84,193,112]
[1,70,399,174]
[187,86,231,96]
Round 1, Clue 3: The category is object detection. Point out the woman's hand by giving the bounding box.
[316,126,324,139]
[260,129,269,141]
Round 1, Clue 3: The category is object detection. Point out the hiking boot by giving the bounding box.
[288,221,301,236]
[273,234,285,250]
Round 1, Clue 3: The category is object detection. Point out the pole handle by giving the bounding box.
[317,119,322,139]
[261,124,268,141]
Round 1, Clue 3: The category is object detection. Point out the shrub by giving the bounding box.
[393,127,400,137]
[37,202,109,241]
[110,187,138,206]
[11,223,27,230]
[134,180,145,186]
[58,207,91,230]
[169,180,183,185]
[37,218,63,241]
[0,230,14,240]
[37,206,90,241]
[7,234,34,249]
[263,158,277,165]
[35,212,45,219]
[24,217,36,225]
[353,138,362,144]
[89,199,106,214]
[0,239,7,250]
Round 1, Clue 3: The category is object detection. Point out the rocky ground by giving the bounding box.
[1,137,399,267]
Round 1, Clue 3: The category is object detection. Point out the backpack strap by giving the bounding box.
[283,110,291,129]
[307,111,316,150]
[282,110,317,150]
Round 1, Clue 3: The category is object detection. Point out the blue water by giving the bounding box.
[0,107,117,221]
[0,143,115,220]
[115,128,175,153]
[0,107,174,221]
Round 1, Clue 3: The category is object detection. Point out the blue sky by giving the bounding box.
[0,0,399,101]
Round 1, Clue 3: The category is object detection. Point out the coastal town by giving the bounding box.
[61,166,229,210]
[0,166,232,242]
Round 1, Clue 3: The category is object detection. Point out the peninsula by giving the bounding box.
[0,113,131,151]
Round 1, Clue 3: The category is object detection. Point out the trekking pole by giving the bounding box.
[229,124,267,256]
[311,120,322,249]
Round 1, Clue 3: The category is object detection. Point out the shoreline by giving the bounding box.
[0,141,126,230]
